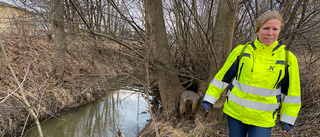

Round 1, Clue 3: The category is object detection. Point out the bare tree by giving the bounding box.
[202,0,239,121]
[53,0,66,84]
[209,0,239,78]
[145,0,184,116]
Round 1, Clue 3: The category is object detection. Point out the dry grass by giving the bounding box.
[139,112,229,137]
[0,34,122,136]
[292,51,320,137]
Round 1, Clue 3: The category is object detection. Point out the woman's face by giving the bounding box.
[257,19,282,46]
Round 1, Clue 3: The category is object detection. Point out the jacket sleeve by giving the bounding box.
[203,45,245,104]
[280,51,301,126]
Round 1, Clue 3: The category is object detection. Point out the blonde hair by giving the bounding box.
[255,11,284,33]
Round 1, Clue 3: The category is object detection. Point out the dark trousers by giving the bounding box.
[228,115,271,137]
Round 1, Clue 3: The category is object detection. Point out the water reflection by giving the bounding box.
[25,89,150,137]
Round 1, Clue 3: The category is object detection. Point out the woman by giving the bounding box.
[202,11,301,137]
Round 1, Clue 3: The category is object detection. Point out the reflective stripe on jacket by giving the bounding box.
[203,39,301,127]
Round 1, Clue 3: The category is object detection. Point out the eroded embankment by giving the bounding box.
[0,35,121,136]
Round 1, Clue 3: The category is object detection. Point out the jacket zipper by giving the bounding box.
[238,63,244,80]
[251,51,255,72]
[273,70,282,89]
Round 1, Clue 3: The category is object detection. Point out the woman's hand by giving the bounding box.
[280,121,292,133]
[281,129,287,133]
[201,100,213,112]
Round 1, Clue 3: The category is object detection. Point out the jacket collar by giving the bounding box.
[252,39,284,52]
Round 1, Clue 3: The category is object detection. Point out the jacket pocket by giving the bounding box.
[273,94,281,118]
[238,63,244,80]
[273,70,282,89]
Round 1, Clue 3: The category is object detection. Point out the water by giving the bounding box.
[24,89,151,137]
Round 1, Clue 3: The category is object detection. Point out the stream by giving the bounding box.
[24,89,151,137]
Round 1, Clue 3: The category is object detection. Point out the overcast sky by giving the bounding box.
[1,0,14,5]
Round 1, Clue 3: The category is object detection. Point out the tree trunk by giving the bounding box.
[145,0,184,116]
[204,0,239,121]
[209,0,238,76]
[53,0,66,84]
[179,91,200,119]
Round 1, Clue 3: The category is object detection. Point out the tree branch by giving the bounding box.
[69,0,145,60]
[182,0,220,71]
[0,62,31,104]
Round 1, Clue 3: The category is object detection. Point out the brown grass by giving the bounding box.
[0,34,121,136]
[139,113,229,137]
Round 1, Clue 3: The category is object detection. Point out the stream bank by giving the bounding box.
[24,89,150,137]
[0,35,124,136]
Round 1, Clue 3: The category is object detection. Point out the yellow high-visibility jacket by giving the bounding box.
[203,39,301,127]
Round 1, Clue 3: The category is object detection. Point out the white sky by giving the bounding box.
[1,0,14,5]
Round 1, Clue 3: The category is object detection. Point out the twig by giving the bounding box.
[0,62,31,104]
[20,111,30,137]
[181,0,220,71]
[68,0,145,60]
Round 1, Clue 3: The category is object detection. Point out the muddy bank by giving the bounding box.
[0,35,124,136]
